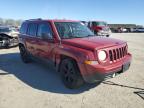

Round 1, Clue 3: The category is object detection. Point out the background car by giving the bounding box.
[0,26,19,48]
[87,21,111,37]
[136,28,144,32]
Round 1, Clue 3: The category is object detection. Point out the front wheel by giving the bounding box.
[60,59,84,89]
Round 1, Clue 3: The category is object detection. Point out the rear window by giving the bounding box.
[27,23,38,36]
[20,22,28,34]
[0,27,10,33]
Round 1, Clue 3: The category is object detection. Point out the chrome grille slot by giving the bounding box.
[119,48,122,58]
[109,50,113,61]
[113,49,116,60]
[122,47,125,57]
[116,49,119,59]
[124,46,127,56]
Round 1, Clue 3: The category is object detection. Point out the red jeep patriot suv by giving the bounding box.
[19,19,132,89]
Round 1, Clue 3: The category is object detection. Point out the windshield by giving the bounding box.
[92,22,107,26]
[55,22,94,39]
[0,28,10,33]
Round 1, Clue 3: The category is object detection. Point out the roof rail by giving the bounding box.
[26,18,42,21]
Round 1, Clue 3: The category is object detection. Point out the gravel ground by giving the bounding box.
[0,33,144,108]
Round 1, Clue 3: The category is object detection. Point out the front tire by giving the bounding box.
[60,59,84,89]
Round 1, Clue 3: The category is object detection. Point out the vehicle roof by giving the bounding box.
[24,19,79,23]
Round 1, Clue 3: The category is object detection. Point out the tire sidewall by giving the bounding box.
[60,59,84,89]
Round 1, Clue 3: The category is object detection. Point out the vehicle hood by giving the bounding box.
[0,32,18,38]
[62,36,126,51]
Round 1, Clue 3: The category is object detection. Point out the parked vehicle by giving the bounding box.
[88,21,111,37]
[136,28,144,32]
[19,19,132,89]
[0,26,19,48]
[110,28,118,33]
[122,28,127,32]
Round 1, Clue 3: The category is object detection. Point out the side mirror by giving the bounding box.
[41,33,52,40]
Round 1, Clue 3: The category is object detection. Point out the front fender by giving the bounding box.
[55,45,95,65]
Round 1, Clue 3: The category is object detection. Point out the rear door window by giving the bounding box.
[37,23,53,39]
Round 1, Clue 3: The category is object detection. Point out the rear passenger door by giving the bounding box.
[36,22,54,59]
[26,23,38,55]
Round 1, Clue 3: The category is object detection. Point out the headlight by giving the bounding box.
[8,33,12,36]
[98,50,107,61]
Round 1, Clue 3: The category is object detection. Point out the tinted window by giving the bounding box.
[37,23,53,39]
[20,23,28,34]
[27,23,37,36]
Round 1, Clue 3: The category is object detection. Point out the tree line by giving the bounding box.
[0,18,23,27]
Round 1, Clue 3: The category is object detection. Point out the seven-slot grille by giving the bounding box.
[109,45,127,62]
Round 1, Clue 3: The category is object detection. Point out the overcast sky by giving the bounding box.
[0,0,143,25]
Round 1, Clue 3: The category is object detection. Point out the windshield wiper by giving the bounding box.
[61,35,95,39]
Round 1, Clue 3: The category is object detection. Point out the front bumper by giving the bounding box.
[78,54,132,83]
[0,37,18,48]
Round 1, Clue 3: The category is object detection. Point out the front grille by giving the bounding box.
[109,45,127,62]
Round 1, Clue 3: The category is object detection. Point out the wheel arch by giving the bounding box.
[19,43,24,47]
[57,54,79,72]
[54,47,91,73]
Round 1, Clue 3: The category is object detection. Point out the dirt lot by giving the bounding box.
[0,33,144,108]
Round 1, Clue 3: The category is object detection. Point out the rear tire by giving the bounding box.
[60,58,84,89]
[19,45,32,63]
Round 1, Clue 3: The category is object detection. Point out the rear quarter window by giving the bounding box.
[20,22,28,34]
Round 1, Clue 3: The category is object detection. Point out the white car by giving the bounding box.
[0,26,19,48]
